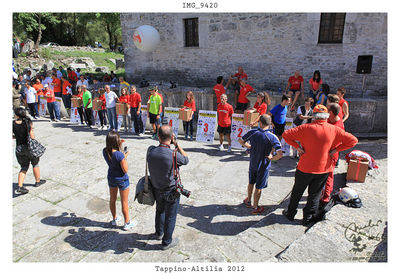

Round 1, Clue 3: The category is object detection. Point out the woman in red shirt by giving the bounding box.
[97,88,108,129]
[308,70,322,104]
[181,91,196,140]
[119,87,131,132]
[72,86,86,125]
[250,92,271,127]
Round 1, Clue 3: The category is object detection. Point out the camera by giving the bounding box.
[176,181,191,198]
[124,146,128,153]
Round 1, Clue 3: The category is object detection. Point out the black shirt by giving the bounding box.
[13,120,31,146]
[147,145,189,191]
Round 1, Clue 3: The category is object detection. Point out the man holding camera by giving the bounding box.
[147,125,189,250]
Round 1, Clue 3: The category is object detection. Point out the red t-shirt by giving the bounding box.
[44,89,55,103]
[213,84,226,104]
[288,75,304,91]
[253,102,268,115]
[234,72,248,80]
[119,95,130,104]
[33,83,44,96]
[98,94,106,109]
[62,80,72,95]
[68,71,78,82]
[282,120,358,174]
[184,99,196,112]
[309,78,322,91]
[217,103,234,127]
[238,84,254,104]
[338,98,348,120]
[129,92,142,108]
[52,78,61,93]
[329,118,345,130]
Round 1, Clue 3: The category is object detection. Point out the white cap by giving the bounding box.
[44,84,48,88]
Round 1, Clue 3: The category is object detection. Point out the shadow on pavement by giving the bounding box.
[179,197,296,236]
[41,212,162,252]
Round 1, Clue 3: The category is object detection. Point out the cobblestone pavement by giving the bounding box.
[12,117,387,263]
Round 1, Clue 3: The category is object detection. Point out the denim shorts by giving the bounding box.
[108,179,130,190]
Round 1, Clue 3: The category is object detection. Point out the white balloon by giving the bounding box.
[133,25,160,53]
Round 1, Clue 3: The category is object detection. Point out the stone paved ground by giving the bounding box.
[12,117,387,263]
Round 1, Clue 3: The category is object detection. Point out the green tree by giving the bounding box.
[97,13,121,50]
[13,13,59,51]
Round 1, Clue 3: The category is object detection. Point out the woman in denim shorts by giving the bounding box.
[103,131,135,230]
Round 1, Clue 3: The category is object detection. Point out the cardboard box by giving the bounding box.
[71,97,83,108]
[243,109,259,126]
[92,99,103,111]
[346,158,369,182]
[179,108,192,121]
[116,103,129,115]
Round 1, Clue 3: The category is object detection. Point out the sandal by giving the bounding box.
[243,198,252,208]
[252,206,265,214]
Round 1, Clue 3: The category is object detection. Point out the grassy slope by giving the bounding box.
[37,48,125,75]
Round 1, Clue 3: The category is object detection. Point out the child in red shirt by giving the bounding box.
[119,87,131,132]
[181,91,196,140]
[97,88,108,129]
[217,94,234,152]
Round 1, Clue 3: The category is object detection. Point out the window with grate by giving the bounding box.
[318,13,346,43]
[184,18,199,47]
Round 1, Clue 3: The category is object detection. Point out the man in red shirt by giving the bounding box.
[129,85,144,135]
[213,76,227,107]
[281,104,357,226]
[42,84,60,121]
[61,76,72,110]
[318,103,345,206]
[217,94,234,152]
[285,71,304,112]
[51,74,62,98]
[226,66,248,101]
[67,68,78,83]
[236,80,255,113]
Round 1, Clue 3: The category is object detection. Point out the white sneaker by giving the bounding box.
[123,220,136,230]
[111,216,121,226]
[227,146,232,152]
[218,144,224,151]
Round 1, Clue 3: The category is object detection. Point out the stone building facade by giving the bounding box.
[121,13,387,98]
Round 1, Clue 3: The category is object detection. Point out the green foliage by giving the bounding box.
[39,48,52,59]
[13,13,60,43]
[13,13,122,49]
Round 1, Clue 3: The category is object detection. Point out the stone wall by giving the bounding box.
[121,13,387,98]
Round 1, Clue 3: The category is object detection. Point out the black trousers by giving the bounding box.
[287,169,329,220]
[77,107,85,124]
[84,107,93,126]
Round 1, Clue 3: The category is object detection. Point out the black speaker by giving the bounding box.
[356,55,373,74]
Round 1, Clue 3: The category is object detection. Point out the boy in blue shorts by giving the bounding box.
[239,114,283,214]
[268,94,291,141]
